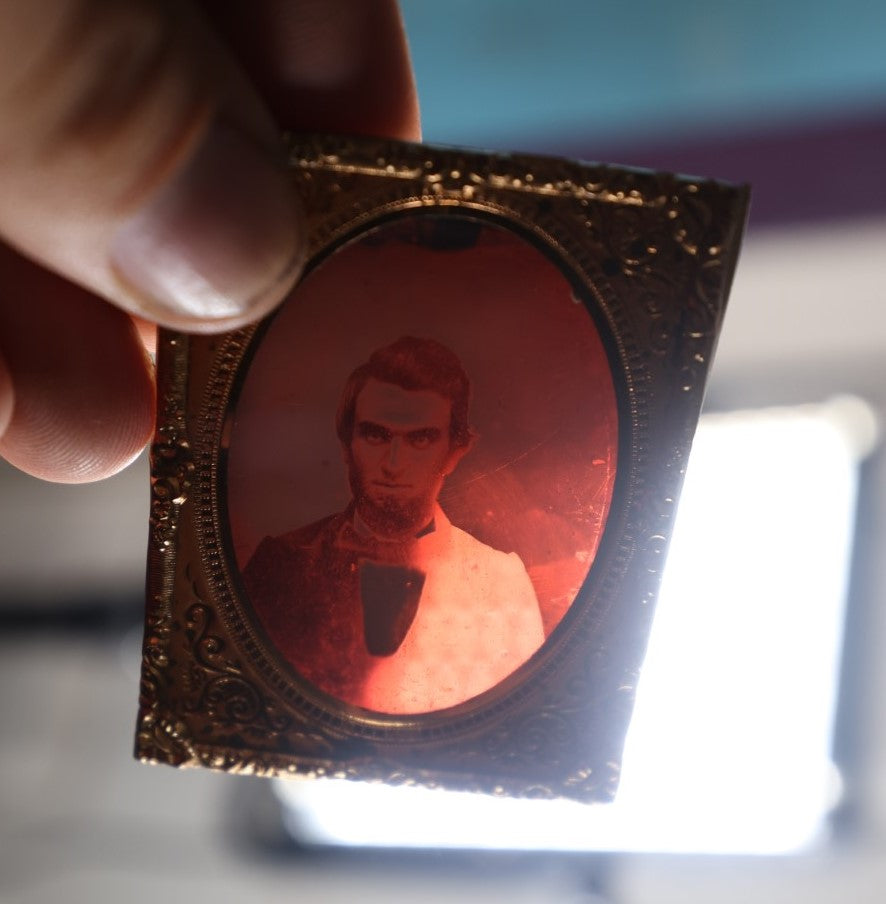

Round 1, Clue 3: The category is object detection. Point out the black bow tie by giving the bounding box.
[358,560,426,656]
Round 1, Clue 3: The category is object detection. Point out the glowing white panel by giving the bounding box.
[275,397,877,854]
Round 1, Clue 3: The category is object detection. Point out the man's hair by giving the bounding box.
[336,337,473,448]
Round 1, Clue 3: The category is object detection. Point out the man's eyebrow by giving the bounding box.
[357,420,391,434]
[357,421,442,436]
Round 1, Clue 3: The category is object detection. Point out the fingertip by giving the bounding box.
[109,120,305,332]
[0,246,156,484]
[0,335,155,484]
[0,0,304,337]
[0,349,13,439]
[130,314,158,356]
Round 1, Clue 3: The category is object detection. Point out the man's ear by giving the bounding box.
[442,436,475,477]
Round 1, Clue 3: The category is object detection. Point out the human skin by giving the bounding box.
[347,379,468,539]
[0,0,420,482]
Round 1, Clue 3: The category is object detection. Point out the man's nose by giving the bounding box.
[383,437,403,470]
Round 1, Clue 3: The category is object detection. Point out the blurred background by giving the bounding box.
[2,1,885,901]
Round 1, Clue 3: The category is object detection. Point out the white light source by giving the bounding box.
[275,397,877,855]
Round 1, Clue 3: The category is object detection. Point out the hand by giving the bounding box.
[0,0,419,483]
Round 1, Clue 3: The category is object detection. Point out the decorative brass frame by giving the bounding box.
[136,134,748,802]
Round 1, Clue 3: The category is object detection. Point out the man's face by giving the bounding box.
[347,378,465,539]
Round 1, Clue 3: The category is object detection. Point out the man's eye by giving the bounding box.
[358,423,391,444]
[407,429,440,449]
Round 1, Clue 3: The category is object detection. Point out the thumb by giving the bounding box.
[0,0,304,332]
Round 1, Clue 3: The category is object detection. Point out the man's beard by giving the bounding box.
[348,464,434,539]
[356,489,432,539]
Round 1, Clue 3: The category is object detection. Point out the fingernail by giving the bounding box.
[111,122,303,328]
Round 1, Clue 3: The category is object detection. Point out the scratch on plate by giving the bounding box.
[461,429,562,485]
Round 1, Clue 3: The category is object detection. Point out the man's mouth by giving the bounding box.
[373,480,411,491]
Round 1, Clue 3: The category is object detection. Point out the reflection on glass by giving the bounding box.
[227,215,617,713]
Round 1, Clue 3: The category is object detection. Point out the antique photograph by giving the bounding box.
[225,214,619,714]
[139,135,748,797]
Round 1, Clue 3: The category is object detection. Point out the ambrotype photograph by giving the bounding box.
[138,134,748,800]
[226,215,617,715]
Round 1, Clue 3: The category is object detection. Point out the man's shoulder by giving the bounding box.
[444,523,541,631]
[448,523,528,575]
[275,511,349,550]
[244,511,348,571]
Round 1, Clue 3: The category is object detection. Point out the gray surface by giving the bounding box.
[0,631,606,904]
[0,455,148,606]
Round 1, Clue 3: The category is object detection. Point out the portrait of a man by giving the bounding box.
[242,336,545,714]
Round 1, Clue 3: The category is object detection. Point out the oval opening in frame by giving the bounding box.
[225,212,618,716]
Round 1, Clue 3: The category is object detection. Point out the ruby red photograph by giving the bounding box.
[225,214,618,716]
